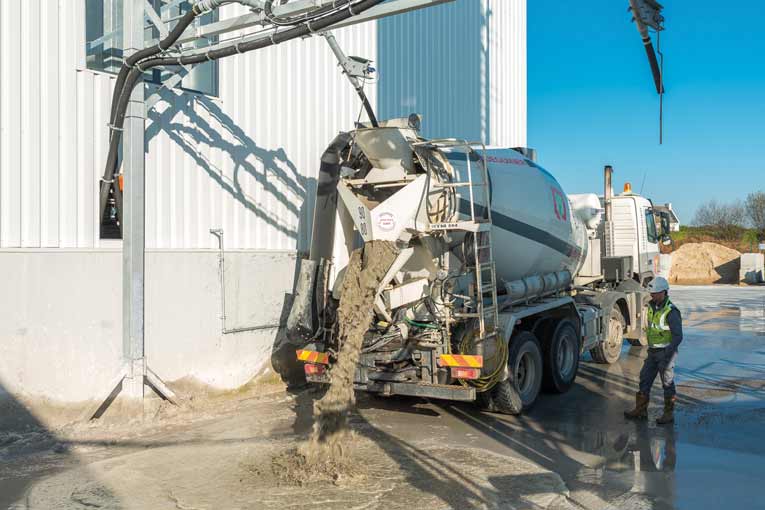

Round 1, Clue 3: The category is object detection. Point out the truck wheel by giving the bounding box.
[590,309,625,364]
[542,320,580,393]
[487,331,543,414]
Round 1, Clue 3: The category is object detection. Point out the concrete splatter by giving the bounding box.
[274,241,398,486]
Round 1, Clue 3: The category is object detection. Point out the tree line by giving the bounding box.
[692,191,765,241]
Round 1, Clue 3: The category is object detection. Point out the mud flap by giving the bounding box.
[274,258,329,387]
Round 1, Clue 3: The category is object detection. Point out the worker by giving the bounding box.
[624,277,683,425]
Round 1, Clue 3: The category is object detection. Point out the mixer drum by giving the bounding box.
[446,148,588,283]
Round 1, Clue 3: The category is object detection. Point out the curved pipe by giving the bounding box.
[100,0,385,227]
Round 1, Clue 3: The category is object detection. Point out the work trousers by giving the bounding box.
[639,348,677,399]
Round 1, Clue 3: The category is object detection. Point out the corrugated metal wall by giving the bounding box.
[0,0,376,251]
[377,0,526,147]
[0,0,525,251]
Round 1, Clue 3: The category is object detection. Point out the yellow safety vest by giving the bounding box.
[647,299,673,348]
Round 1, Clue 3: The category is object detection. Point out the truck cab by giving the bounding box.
[607,183,662,283]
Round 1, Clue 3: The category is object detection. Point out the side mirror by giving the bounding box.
[659,212,671,235]
[661,234,672,246]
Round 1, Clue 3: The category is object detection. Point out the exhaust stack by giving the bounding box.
[604,165,614,257]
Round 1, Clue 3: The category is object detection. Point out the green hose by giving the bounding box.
[404,317,440,330]
[458,327,508,393]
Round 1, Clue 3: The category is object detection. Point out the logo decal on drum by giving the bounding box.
[377,212,396,232]
[551,188,568,221]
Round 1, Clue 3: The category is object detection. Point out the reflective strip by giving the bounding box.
[438,354,484,368]
[296,350,330,365]
[657,306,672,331]
[649,303,673,331]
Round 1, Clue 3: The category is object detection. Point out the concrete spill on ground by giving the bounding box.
[273,240,398,486]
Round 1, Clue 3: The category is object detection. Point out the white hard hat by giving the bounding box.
[647,277,669,293]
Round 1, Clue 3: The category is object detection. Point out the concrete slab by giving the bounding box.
[739,253,764,284]
[2,286,764,509]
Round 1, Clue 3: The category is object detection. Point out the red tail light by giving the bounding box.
[451,367,480,380]
[304,364,326,376]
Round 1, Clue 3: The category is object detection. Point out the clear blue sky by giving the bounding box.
[528,0,765,224]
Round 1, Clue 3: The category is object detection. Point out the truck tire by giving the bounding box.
[591,309,625,364]
[486,331,543,414]
[542,320,580,393]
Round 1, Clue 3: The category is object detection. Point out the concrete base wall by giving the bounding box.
[740,253,765,284]
[0,249,296,407]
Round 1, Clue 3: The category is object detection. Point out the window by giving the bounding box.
[645,208,658,244]
[85,0,219,96]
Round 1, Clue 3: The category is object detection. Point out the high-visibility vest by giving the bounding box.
[647,299,674,348]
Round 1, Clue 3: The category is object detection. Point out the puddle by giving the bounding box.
[672,286,765,336]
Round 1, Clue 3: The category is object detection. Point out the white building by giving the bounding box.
[654,203,681,232]
[0,0,526,418]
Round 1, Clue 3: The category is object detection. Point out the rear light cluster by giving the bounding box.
[304,364,326,376]
[451,367,480,380]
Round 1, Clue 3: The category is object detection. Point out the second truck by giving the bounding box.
[289,118,670,414]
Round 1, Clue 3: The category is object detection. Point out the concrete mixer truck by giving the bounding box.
[289,118,663,414]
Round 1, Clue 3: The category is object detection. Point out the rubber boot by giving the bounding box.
[624,392,649,420]
[656,396,675,425]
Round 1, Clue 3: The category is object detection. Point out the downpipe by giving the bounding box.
[209,229,284,334]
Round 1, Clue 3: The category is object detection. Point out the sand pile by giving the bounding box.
[669,242,741,284]
[274,240,398,486]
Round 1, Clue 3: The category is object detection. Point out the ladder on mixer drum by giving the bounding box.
[413,139,500,342]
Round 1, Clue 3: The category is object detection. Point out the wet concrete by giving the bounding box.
[353,285,765,509]
[2,285,763,509]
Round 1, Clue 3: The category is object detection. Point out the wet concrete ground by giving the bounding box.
[357,285,765,509]
[1,285,764,509]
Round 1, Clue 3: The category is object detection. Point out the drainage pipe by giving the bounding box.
[209,228,285,334]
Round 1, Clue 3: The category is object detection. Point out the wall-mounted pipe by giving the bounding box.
[209,229,284,334]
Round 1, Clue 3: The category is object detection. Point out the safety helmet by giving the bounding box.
[647,277,669,293]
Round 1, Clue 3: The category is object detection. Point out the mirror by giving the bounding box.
[661,234,672,246]
[659,212,671,235]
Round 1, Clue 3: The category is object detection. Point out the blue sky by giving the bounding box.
[528,0,765,224]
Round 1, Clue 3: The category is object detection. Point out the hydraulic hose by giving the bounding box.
[108,1,261,132]
[108,7,200,128]
[99,0,385,227]
[102,5,203,225]
[264,0,353,26]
